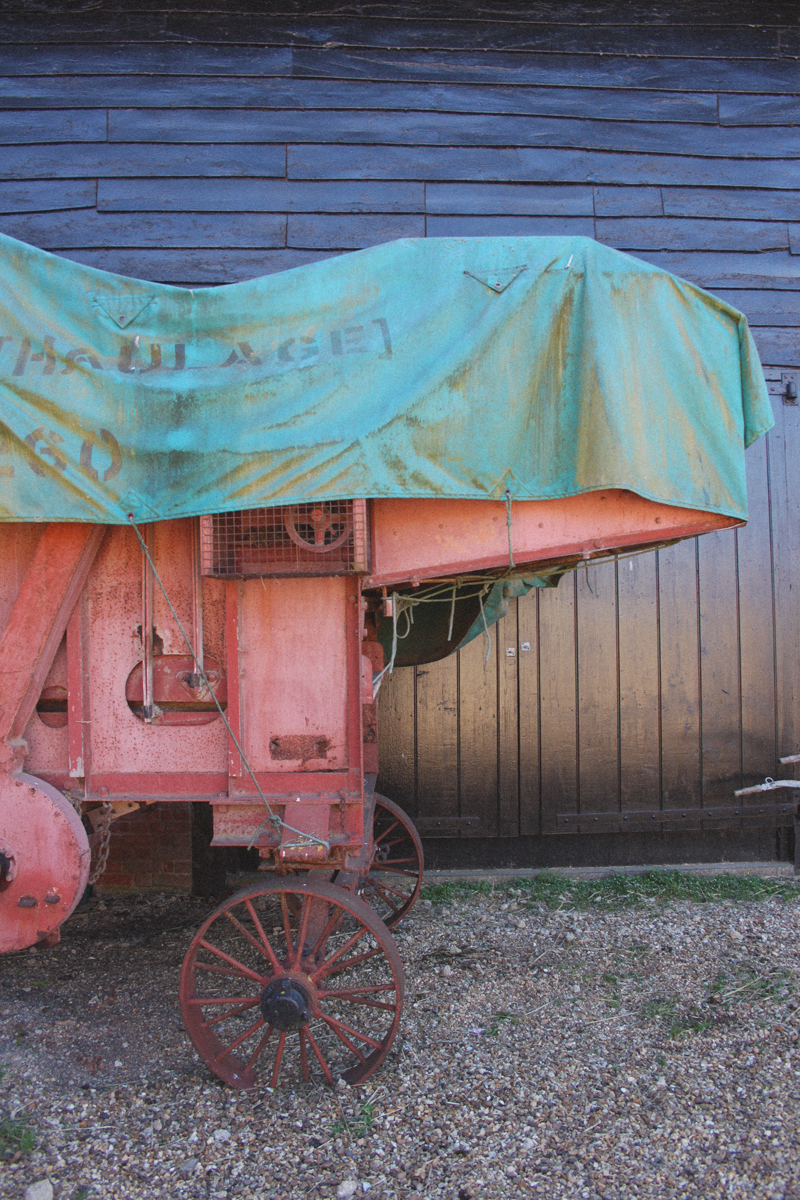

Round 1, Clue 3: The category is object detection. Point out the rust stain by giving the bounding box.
[269,734,331,763]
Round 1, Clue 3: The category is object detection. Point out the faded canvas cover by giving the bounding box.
[0,232,772,524]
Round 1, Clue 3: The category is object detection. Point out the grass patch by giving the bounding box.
[668,1010,713,1038]
[709,965,794,1007]
[0,1114,35,1159]
[332,1100,374,1139]
[486,1010,522,1037]
[421,869,800,911]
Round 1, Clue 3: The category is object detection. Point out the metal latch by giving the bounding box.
[783,372,798,403]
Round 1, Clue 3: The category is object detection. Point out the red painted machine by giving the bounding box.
[0,492,736,1086]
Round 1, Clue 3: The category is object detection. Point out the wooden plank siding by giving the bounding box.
[1,0,798,863]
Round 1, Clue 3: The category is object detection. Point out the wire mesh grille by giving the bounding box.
[200,500,369,578]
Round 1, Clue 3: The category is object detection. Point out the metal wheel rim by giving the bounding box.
[360,795,424,929]
[180,879,404,1090]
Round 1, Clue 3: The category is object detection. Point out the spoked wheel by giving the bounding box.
[179,879,404,1090]
[358,795,424,929]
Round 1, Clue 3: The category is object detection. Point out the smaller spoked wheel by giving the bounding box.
[359,795,424,929]
[180,880,403,1090]
[284,504,352,552]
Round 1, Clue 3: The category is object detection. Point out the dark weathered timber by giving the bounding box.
[373,664,416,817]
[415,654,459,828]
[107,109,800,157]
[98,178,425,213]
[498,597,519,838]
[458,630,500,840]
[0,211,288,249]
[0,180,96,213]
[618,552,661,817]
[0,77,721,122]
[596,218,790,252]
[0,110,106,143]
[576,561,620,820]
[0,144,287,179]
[517,591,541,838]
[656,539,702,810]
[288,145,800,188]
[286,211,423,247]
[753,331,800,365]
[624,250,800,290]
[537,576,578,833]
[720,94,800,126]
[164,17,787,58]
[425,214,594,237]
[712,291,800,327]
[0,45,294,76]
[41,247,334,283]
[426,182,593,215]
[697,528,743,806]
[736,436,777,791]
[594,186,663,216]
[290,49,800,93]
[663,188,800,221]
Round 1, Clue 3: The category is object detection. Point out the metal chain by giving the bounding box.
[66,792,113,886]
[88,803,113,885]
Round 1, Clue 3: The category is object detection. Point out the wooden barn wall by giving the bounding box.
[1,0,799,864]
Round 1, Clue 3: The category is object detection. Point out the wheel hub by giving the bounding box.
[260,976,312,1032]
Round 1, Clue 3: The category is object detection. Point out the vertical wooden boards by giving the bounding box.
[518,589,541,836]
[697,527,742,805]
[538,574,578,831]
[737,434,778,787]
[576,560,619,816]
[458,629,498,837]
[618,550,661,814]
[768,393,800,763]
[376,664,416,815]
[658,538,701,809]
[497,599,520,836]
[414,652,459,826]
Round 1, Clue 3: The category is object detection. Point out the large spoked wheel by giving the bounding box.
[359,795,424,929]
[179,879,404,1090]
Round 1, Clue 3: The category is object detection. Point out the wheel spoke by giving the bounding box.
[185,995,259,1006]
[375,880,413,902]
[224,908,277,963]
[214,1016,266,1063]
[320,991,396,1013]
[318,983,397,998]
[373,884,403,911]
[292,894,312,969]
[244,898,282,972]
[319,946,382,979]
[307,904,346,962]
[204,999,261,1029]
[318,1011,383,1051]
[195,962,254,981]
[245,1024,274,1072]
[280,893,294,949]
[372,865,418,878]
[198,939,265,985]
[270,1031,287,1088]
[325,1019,367,1062]
[304,1026,334,1085]
[312,923,368,981]
[299,1029,310,1082]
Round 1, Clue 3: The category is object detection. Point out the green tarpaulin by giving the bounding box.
[0,231,772,524]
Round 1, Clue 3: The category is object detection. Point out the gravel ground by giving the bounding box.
[1,880,800,1200]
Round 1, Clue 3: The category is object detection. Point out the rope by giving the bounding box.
[504,488,515,570]
[127,515,330,855]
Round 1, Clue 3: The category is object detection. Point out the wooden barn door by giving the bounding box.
[377,377,800,846]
